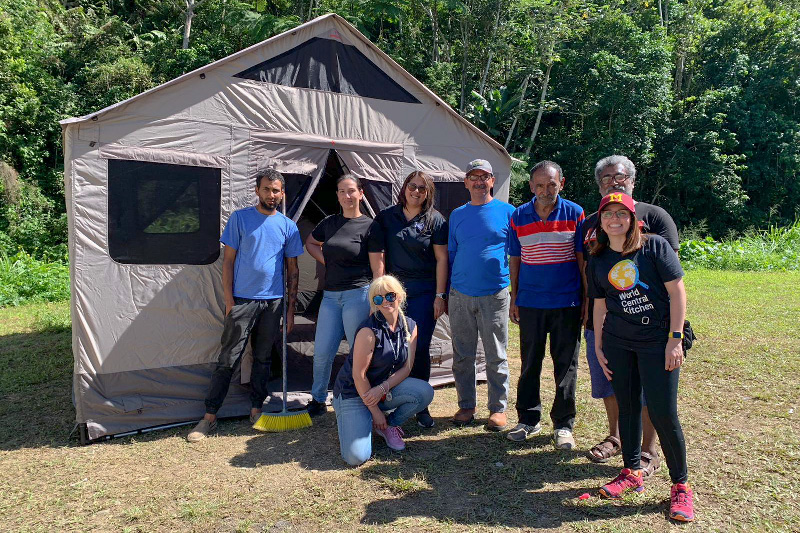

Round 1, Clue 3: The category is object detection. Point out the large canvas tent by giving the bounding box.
[61,13,512,442]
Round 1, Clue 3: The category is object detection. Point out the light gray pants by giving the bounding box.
[449,287,510,413]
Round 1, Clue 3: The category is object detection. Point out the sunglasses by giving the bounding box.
[406,183,427,193]
[372,292,397,305]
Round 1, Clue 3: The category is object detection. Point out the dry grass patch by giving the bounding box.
[1,271,798,532]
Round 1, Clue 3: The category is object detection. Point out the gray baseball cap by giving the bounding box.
[465,159,493,175]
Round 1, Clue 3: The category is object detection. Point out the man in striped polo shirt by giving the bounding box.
[507,160,585,449]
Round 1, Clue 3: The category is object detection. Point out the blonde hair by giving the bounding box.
[368,275,411,343]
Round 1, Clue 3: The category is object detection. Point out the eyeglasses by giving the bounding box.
[600,173,631,185]
[601,210,631,220]
[372,292,397,305]
[467,174,493,182]
[406,183,427,193]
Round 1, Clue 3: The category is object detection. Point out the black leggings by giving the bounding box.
[602,335,688,484]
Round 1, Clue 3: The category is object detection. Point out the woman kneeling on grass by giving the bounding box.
[588,193,694,522]
[332,275,434,465]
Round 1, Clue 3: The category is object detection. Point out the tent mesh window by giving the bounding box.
[234,37,420,104]
[108,159,222,265]
[433,182,472,219]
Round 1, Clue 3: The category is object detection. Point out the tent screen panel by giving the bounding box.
[283,173,314,219]
[233,37,420,104]
[433,181,472,219]
[108,159,222,265]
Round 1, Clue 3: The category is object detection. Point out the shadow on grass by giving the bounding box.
[0,327,75,450]
[358,430,658,529]
[229,414,661,528]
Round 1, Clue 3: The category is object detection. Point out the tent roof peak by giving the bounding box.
[59,13,508,157]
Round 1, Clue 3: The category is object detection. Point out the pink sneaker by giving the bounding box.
[375,426,405,451]
[599,468,645,498]
[670,483,695,522]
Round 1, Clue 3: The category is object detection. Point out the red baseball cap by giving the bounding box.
[598,192,636,214]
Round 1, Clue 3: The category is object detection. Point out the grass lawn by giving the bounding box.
[1,270,798,532]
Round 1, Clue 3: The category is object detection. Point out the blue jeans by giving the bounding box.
[333,377,434,466]
[311,286,370,403]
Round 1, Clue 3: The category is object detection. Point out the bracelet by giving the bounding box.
[378,382,387,394]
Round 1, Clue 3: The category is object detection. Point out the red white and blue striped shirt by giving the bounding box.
[508,196,585,308]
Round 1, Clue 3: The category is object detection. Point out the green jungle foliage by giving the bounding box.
[1,0,799,261]
[0,251,70,306]
[679,220,800,270]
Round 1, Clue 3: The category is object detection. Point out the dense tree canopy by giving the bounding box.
[1,0,798,257]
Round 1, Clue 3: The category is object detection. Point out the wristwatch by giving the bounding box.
[436,292,448,300]
[670,331,684,339]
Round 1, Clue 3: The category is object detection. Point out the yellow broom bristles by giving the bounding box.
[252,411,312,432]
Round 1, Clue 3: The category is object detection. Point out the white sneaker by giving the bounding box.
[554,428,575,450]
[506,423,542,442]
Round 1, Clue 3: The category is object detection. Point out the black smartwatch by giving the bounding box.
[436,292,448,301]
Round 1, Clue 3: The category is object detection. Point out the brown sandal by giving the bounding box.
[587,435,621,463]
[640,451,662,478]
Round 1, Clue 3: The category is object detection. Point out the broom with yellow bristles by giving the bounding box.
[253,197,312,432]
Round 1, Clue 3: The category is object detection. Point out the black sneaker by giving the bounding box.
[416,410,435,428]
[307,399,327,417]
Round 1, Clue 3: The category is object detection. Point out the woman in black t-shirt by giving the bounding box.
[368,171,448,428]
[305,175,380,416]
[332,275,434,465]
[588,193,695,522]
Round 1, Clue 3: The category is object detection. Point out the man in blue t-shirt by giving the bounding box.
[507,161,585,449]
[448,158,515,431]
[187,169,304,442]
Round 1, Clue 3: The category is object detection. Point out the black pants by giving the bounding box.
[515,306,581,429]
[205,297,282,414]
[602,335,688,484]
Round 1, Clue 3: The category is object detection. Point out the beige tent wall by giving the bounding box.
[63,13,512,440]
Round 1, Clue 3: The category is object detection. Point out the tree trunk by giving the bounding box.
[182,0,205,49]
[505,74,530,149]
[479,0,502,96]
[674,51,685,94]
[458,9,471,112]
[426,1,439,63]
[525,60,552,157]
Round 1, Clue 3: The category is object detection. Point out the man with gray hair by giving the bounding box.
[187,169,303,442]
[581,155,679,475]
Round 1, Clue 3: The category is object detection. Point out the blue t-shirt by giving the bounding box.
[448,198,515,297]
[220,206,304,299]
[508,196,585,308]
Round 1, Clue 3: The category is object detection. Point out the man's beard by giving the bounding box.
[260,199,278,212]
[536,194,557,205]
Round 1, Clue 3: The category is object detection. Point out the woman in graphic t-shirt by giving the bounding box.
[305,175,380,417]
[368,171,448,428]
[332,275,434,465]
[587,192,695,523]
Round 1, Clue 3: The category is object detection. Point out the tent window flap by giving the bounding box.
[108,159,222,265]
[234,37,420,104]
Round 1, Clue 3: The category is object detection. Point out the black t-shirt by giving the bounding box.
[583,201,680,330]
[367,205,448,288]
[587,235,684,347]
[333,312,417,400]
[311,214,373,291]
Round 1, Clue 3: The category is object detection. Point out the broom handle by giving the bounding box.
[282,196,288,413]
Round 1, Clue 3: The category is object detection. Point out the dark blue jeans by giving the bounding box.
[404,289,437,383]
[205,297,282,414]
